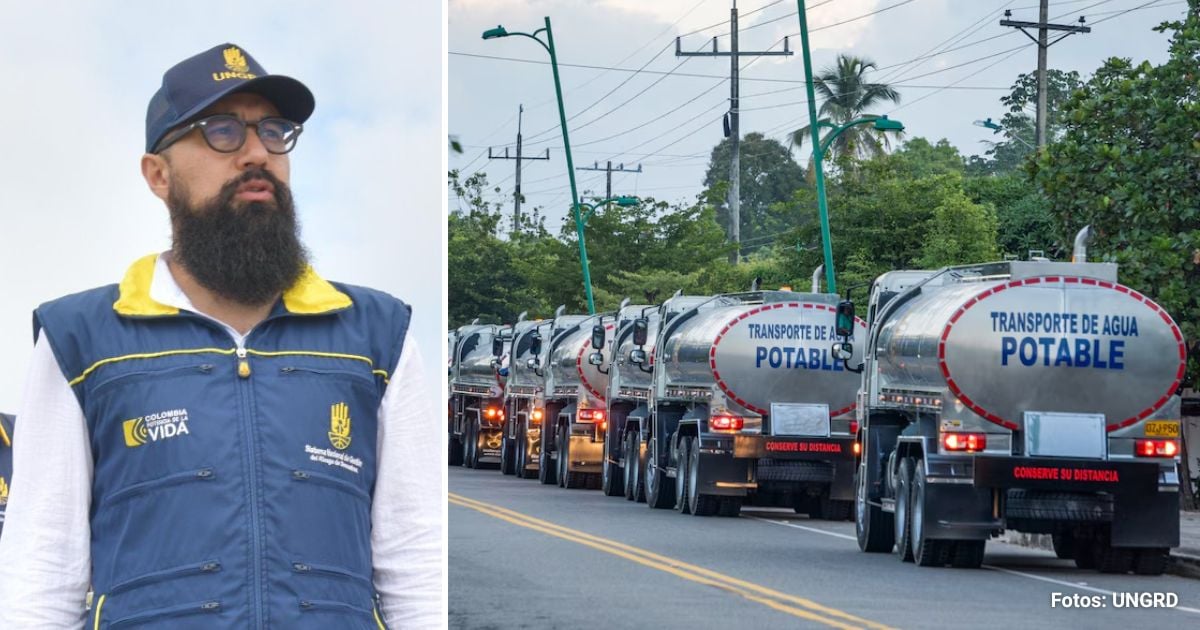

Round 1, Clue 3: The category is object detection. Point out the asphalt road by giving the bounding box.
[450,465,1200,629]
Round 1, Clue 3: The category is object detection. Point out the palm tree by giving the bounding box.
[790,55,902,166]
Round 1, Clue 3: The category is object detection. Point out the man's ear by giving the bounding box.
[141,153,171,202]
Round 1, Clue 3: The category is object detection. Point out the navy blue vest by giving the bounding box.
[34,255,409,629]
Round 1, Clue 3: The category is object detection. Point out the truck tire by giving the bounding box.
[499,429,515,475]
[1133,548,1168,575]
[1093,540,1134,574]
[515,424,530,479]
[1073,543,1096,570]
[855,467,895,553]
[448,435,463,467]
[950,540,986,569]
[894,458,914,562]
[465,422,480,469]
[560,431,587,490]
[626,433,646,503]
[718,497,742,517]
[1052,533,1075,560]
[1006,489,1113,522]
[674,437,691,513]
[912,458,950,567]
[538,429,557,485]
[646,436,675,509]
[687,436,720,516]
[601,434,623,497]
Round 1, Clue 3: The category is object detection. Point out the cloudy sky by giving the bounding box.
[0,1,443,410]
[449,0,1185,230]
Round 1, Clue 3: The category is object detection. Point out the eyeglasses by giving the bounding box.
[154,114,303,155]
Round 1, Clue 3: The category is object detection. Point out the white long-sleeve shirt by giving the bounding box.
[0,256,444,628]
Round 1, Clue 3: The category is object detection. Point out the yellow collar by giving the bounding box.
[112,253,352,317]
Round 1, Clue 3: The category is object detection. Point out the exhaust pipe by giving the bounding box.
[812,265,824,293]
[1072,225,1092,263]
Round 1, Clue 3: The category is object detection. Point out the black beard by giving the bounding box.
[168,168,308,307]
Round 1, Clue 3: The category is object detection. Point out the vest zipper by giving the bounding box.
[103,468,214,506]
[290,559,373,587]
[298,598,376,617]
[106,559,222,596]
[106,600,221,628]
[291,469,371,502]
[234,338,266,627]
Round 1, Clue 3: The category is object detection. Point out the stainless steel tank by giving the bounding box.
[452,324,504,396]
[549,315,613,402]
[662,293,867,416]
[876,274,1187,431]
[612,307,659,392]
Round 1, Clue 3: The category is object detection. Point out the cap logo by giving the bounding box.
[213,46,257,82]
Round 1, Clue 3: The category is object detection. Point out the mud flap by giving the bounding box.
[1112,490,1179,547]
[917,481,995,541]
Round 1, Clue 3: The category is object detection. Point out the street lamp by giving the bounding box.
[482,17,592,312]
[796,3,904,295]
[573,195,640,313]
[973,117,1035,150]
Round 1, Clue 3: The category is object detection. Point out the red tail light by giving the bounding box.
[853,441,862,456]
[578,409,606,422]
[1135,439,1178,458]
[849,419,859,436]
[942,432,986,453]
[710,416,744,431]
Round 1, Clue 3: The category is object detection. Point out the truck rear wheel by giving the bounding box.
[515,424,530,479]
[560,431,587,490]
[646,436,675,509]
[601,433,623,497]
[499,429,515,475]
[1133,548,1168,575]
[448,435,463,467]
[855,466,895,553]
[718,497,742,517]
[950,540,986,569]
[894,458,914,562]
[687,436,720,516]
[538,429,557,485]
[674,437,691,513]
[912,458,950,567]
[1052,533,1075,560]
[1093,539,1134,574]
[465,422,480,469]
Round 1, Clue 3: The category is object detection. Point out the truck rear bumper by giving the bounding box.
[922,456,1178,546]
[694,435,855,499]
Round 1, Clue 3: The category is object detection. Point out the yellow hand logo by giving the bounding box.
[329,402,352,450]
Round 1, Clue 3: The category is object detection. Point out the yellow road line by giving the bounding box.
[449,493,892,630]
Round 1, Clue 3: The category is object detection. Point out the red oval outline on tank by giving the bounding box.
[576,322,616,402]
[708,302,866,417]
[936,276,1186,432]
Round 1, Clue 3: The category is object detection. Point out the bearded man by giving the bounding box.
[0,44,442,629]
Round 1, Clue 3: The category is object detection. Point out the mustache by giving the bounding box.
[217,168,291,209]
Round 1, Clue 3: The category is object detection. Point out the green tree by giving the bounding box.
[790,54,902,163]
[1030,6,1200,386]
[704,133,806,248]
[968,69,1083,175]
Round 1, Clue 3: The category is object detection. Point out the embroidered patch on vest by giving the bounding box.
[329,401,352,450]
[123,408,191,447]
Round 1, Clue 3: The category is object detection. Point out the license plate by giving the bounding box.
[1145,421,1180,438]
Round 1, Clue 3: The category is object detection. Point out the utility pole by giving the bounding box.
[678,1,792,263]
[488,104,549,233]
[1000,2,1089,148]
[575,161,643,200]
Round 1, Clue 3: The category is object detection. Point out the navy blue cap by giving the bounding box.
[145,43,315,153]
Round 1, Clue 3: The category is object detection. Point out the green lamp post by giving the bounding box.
[573,195,640,313]
[483,18,598,312]
[796,2,904,294]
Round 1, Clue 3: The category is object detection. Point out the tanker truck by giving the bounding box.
[596,301,659,499]
[497,313,553,478]
[534,309,614,489]
[627,289,867,517]
[835,234,1186,573]
[448,322,509,468]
